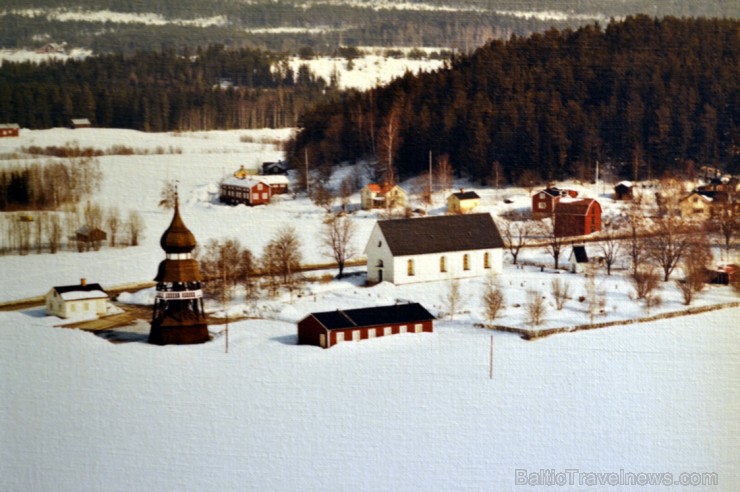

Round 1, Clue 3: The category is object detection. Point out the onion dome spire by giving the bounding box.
[159,189,196,254]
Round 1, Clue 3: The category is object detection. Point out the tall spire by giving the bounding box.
[160,189,196,254]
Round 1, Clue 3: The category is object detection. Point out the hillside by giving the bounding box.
[1,0,736,54]
[288,16,740,184]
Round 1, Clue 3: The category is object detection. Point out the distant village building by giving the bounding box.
[613,181,634,201]
[149,197,209,345]
[532,187,578,218]
[0,123,20,138]
[554,198,602,237]
[35,43,66,54]
[261,161,289,175]
[447,189,480,214]
[219,166,289,205]
[75,225,107,251]
[679,191,714,219]
[365,213,504,285]
[361,183,407,210]
[71,118,91,129]
[709,264,738,285]
[45,279,109,319]
[298,303,435,349]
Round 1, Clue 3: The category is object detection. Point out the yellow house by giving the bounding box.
[45,279,109,319]
[447,189,481,214]
[361,183,407,210]
[679,191,713,219]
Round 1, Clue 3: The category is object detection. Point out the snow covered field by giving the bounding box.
[1,127,738,490]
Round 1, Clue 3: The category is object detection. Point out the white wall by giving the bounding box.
[391,248,502,285]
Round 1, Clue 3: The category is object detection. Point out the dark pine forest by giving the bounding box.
[0,45,333,131]
[288,16,739,183]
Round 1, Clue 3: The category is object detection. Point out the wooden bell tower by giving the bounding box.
[148,196,209,345]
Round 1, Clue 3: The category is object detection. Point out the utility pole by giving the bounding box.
[489,335,493,379]
[304,148,310,196]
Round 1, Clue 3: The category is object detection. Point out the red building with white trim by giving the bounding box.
[298,303,435,348]
[220,176,272,205]
[532,187,578,218]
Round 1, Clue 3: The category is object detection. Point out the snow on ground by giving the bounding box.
[286,54,445,90]
[0,127,738,490]
[1,305,737,491]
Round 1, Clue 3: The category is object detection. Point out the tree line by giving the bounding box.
[0,45,332,131]
[287,16,739,184]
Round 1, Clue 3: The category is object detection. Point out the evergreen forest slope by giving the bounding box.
[287,16,740,183]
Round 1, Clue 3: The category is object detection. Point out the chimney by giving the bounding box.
[460,188,464,193]
[80,278,87,286]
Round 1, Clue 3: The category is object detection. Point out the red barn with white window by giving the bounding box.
[298,303,435,349]
[532,187,578,218]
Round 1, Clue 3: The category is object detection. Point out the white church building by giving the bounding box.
[364,213,504,285]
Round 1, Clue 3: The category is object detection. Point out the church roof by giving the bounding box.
[160,200,196,254]
[376,213,504,256]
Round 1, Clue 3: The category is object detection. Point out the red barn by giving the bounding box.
[532,187,578,218]
[298,303,435,349]
[219,177,271,206]
[554,198,602,237]
[0,123,19,138]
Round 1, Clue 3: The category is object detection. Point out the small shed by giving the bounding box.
[0,123,20,138]
[76,225,107,251]
[447,189,480,214]
[568,245,589,273]
[45,278,109,319]
[71,118,91,129]
[709,264,739,285]
[298,303,435,348]
[614,181,633,201]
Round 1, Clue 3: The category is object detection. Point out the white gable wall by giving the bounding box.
[365,224,395,283]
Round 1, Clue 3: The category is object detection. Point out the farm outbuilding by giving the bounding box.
[614,181,634,201]
[220,176,271,206]
[553,198,602,237]
[298,303,435,348]
[71,118,91,129]
[447,189,480,214]
[0,123,19,138]
[532,187,578,218]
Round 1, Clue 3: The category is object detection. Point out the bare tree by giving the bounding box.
[524,289,547,326]
[712,189,738,259]
[676,233,712,305]
[539,218,566,269]
[625,201,646,276]
[646,217,693,282]
[630,266,660,300]
[34,212,46,254]
[502,214,532,265]
[126,210,144,246]
[377,104,402,186]
[159,180,178,209]
[265,226,303,290]
[482,272,505,324]
[339,175,354,212]
[598,220,623,275]
[441,275,463,320]
[583,264,605,323]
[517,169,541,196]
[321,213,356,279]
[488,160,504,189]
[48,213,62,254]
[310,179,335,212]
[435,154,453,194]
[106,206,121,247]
[550,278,571,311]
[198,238,247,302]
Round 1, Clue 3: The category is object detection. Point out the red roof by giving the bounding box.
[555,198,600,216]
[367,183,396,194]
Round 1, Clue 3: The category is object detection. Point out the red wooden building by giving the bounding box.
[219,176,272,206]
[298,303,435,349]
[0,123,19,138]
[554,198,602,237]
[532,187,578,218]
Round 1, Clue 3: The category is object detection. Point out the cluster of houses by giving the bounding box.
[0,118,92,137]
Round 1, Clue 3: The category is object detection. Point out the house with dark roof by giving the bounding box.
[568,245,589,273]
[45,278,109,319]
[447,189,480,214]
[532,187,578,218]
[364,213,504,285]
[613,181,634,201]
[298,303,435,348]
